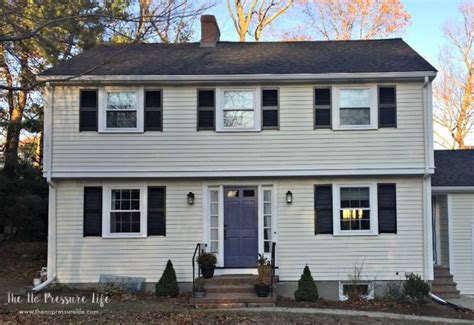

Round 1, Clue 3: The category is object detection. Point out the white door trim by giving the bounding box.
[202,181,277,269]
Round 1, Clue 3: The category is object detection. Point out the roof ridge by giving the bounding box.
[94,38,404,47]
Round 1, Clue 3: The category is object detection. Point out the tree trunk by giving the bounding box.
[455,71,473,149]
[3,51,29,177]
[3,91,26,176]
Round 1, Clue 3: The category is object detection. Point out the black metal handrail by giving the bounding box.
[270,241,276,297]
[192,243,206,298]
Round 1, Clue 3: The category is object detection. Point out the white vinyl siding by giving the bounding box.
[277,176,425,281]
[449,193,474,295]
[55,179,202,283]
[54,176,426,283]
[48,83,426,176]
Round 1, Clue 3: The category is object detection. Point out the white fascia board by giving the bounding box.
[50,167,428,179]
[37,71,437,83]
[432,186,474,193]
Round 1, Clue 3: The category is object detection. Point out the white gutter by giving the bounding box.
[422,76,434,281]
[432,186,474,193]
[37,71,437,83]
[34,83,57,292]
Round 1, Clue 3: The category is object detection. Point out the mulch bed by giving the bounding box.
[278,297,474,321]
[0,241,47,281]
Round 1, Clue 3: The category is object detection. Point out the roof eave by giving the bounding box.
[37,71,437,84]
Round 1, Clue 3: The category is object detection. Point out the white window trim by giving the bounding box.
[98,87,144,133]
[333,183,378,236]
[102,185,148,238]
[259,186,274,258]
[332,85,378,130]
[208,187,220,256]
[216,87,261,132]
[338,281,374,301]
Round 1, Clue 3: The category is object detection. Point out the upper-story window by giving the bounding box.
[98,88,144,133]
[106,92,138,128]
[333,86,377,130]
[216,88,261,132]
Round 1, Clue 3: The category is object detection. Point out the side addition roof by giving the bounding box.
[433,150,474,187]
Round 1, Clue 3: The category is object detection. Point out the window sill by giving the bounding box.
[102,233,147,239]
[332,126,378,131]
[332,231,378,237]
[215,129,261,133]
[98,129,144,134]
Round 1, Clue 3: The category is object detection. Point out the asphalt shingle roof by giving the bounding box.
[433,150,474,187]
[41,38,436,76]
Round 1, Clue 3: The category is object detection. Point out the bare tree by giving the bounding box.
[301,0,411,40]
[434,1,473,149]
[0,0,214,175]
[227,0,293,41]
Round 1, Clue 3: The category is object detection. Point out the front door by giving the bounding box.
[224,187,258,267]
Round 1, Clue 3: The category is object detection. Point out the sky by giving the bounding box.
[209,0,464,67]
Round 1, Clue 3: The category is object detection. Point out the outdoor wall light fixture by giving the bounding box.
[187,192,195,205]
[286,191,293,204]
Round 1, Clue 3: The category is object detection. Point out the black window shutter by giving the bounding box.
[262,89,279,129]
[315,185,333,234]
[83,187,102,236]
[378,183,397,233]
[314,88,331,128]
[144,90,162,131]
[148,187,166,236]
[378,87,397,128]
[197,90,215,130]
[79,90,98,131]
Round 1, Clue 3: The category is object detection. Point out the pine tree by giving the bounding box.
[294,265,319,301]
[155,260,179,297]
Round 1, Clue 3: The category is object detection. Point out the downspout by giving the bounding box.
[422,76,434,282]
[33,83,56,292]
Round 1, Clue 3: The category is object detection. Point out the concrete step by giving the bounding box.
[203,275,258,285]
[202,275,278,285]
[431,285,461,293]
[434,268,453,277]
[433,292,461,299]
[190,292,276,307]
[432,278,457,285]
[205,283,255,293]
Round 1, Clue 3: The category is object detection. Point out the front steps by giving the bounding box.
[432,266,460,299]
[190,275,277,307]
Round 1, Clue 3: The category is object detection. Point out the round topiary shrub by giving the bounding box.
[155,260,179,297]
[294,265,319,301]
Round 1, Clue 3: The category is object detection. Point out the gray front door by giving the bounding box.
[224,187,258,267]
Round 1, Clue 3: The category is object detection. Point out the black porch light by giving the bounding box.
[286,191,293,204]
[187,192,195,205]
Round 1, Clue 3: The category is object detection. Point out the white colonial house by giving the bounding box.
[38,16,441,301]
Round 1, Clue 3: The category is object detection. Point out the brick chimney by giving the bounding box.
[200,15,220,47]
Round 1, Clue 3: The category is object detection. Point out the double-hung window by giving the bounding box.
[103,186,147,238]
[216,88,261,131]
[99,88,144,132]
[333,86,377,130]
[333,183,378,235]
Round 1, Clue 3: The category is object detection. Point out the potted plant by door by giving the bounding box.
[197,252,217,279]
[257,253,272,284]
[255,281,271,297]
[194,278,206,298]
